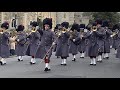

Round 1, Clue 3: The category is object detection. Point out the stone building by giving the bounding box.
[0,12,90,30]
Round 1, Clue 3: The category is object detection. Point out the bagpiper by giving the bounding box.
[0,22,10,65]
[15,25,27,61]
[102,20,112,59]
[35,18,56,71]
[55,22,70,66]
[69,23,79,61]
[27,21,41,64]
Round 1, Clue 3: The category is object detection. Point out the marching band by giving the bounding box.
[0,18,120,72]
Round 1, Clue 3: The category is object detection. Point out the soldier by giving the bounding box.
[53,24,61,55]
[87,22,98,65]
[116,27,120,59]
[27,21,41,64]
[15,25,27,61]
[69,23,79,61]
[55,22,70,66]
[112,24,120,54]
[102,20,113,59]
[35,18,56,71]
[78,24,86,58]
[85,24,92,57]
[0,22,10,65]
[95,19,106,62]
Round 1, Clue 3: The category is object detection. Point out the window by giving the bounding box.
[64,13,66,18]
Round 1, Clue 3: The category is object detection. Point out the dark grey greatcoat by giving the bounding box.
[0,31,10,58]
[112,29,119,50]
[78,31,90,53]
[103,28,113,53]
[35,29,56,59]
[84,31,91,57]
[87,31,99,57]
[15,31,27,56]
[26,31,40,56]
[116,31,120,58]
[69,31,79,55]
[96,27,106,53]
[55,32,70,57]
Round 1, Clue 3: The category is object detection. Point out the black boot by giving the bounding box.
[0,61,6,65]
[57,56,60,58]
[63,64,67,66]
[72,58,76,61]
[30,62,36,65]
[44,67,49,71]
[106,57,109,59]
[18,59,21,61]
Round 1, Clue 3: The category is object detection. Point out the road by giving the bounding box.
[0,49,120,78]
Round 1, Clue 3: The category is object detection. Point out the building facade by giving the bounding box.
[0,12,90,30]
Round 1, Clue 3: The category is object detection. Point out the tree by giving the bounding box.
[92,12,120,28]
[82,12,120,26]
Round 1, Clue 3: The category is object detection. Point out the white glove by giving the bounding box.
[58,33,61,36]
[110,35,113,37]
[84,29,87,32]
[52,42,56,45]
[73,39,75,42]
[17,39,20,42]
[90,31,93,34]
[0,32,3,34]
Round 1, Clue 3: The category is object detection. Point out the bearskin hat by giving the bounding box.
[61,22,69,29]
[31,21,38,27]
[43,18,52,29]
[102,20,109,27]
[71,23,79,31]
[55,24,61,29]
[79,24,85,29]
[95,19,102,25]
[112,24,119,30]
[1,22,9,29]
[16,25,24,32]
[86,24,92,31]
[92,22,97,26]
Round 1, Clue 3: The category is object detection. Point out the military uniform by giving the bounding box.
[0,22,10,65]
[77,24,85,58]
[69,23,79,61]
[53,24,61,53]
[25,21,41,64]
[35,18,56,71]
[102,21,113,59]
[15,25,27,61]
[116,30,120,58]
[87,22,99,65]
[55,22,70,65]
[112,24,120,54]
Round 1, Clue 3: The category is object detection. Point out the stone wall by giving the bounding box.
[0,12,90,29]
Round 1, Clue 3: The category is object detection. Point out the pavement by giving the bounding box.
[0,48,120,78]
